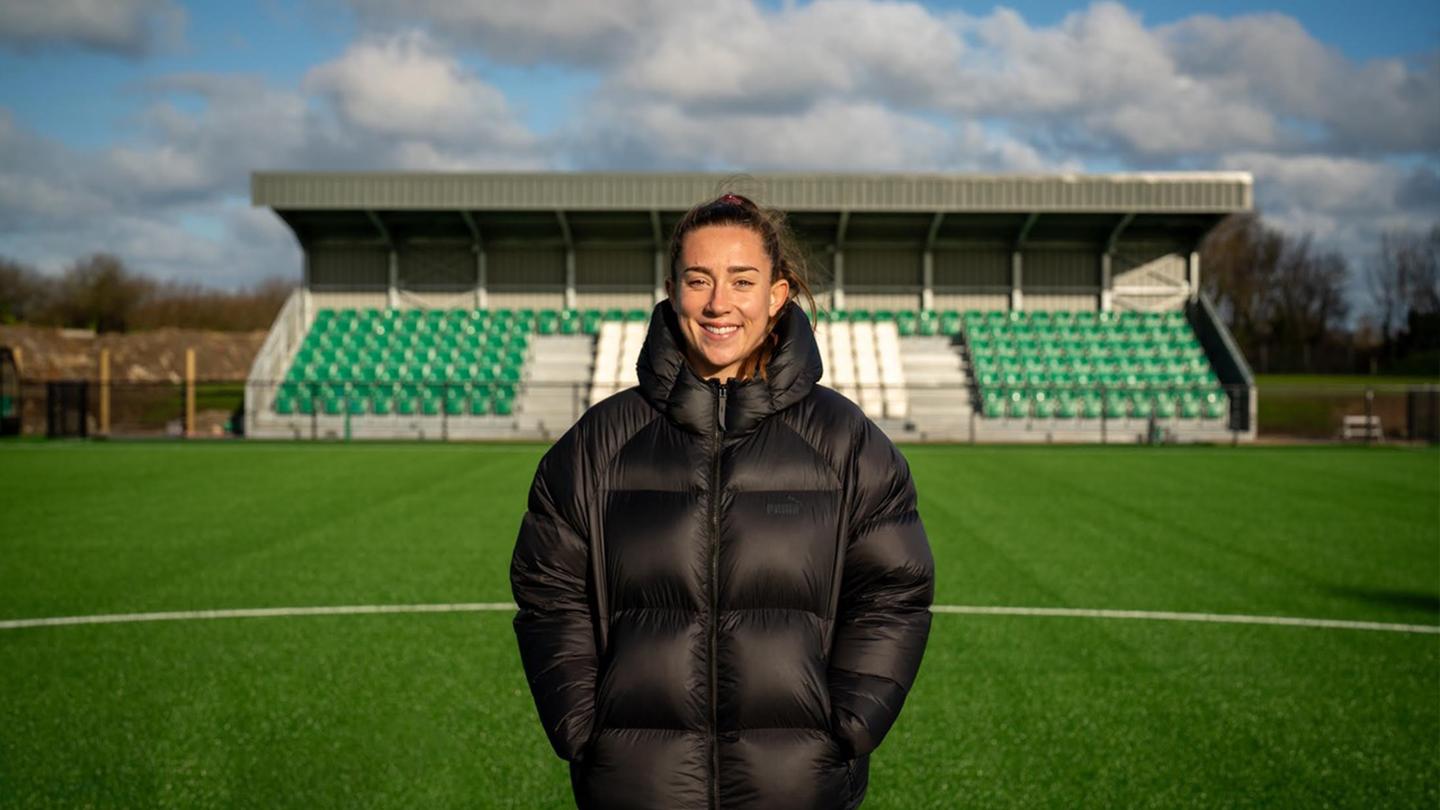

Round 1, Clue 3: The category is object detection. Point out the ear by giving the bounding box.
[768,276,790,318]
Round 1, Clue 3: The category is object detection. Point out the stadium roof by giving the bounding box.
[253,171,1252,247]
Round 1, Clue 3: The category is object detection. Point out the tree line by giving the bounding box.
[0,254,293,333]
[2,217,1437,374]
[1200,215,1439,375]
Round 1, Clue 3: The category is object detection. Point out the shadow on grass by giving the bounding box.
[1325,586,1440,618]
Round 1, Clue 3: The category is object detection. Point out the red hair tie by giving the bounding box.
[718,193,746,205]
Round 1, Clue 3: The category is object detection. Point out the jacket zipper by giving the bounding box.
[708,380,726,810]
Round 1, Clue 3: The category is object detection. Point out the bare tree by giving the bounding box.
[1201,213,1354,372]
[1272,239,1349,370]
[51,254,154,333]
[1,254,295,332]
[132,276,294,331]
[1368,225,1440,360]
[0,256,52,324]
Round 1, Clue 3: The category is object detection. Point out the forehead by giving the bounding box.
[679,224,771,273]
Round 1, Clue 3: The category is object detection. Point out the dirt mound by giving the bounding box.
[0,325,267,382]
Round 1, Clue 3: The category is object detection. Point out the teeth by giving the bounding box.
[703,325,738,334]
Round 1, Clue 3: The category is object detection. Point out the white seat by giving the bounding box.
[874,322,909,419]
[830,323,855,388]
[851,323,885,418]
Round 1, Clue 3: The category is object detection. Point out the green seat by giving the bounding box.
[579,309,601,334]
[939,312,962,335]
[1032,392,1056,418]
[373,397,394,416]
[1203,392,1227,419]
[1005,392,1029,419]
[396,398,416,416]
[468,397,491,416]
[981,390,1003,417]
[1103,393,1126,419]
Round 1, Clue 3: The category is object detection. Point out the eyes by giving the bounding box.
[685,276,755,290]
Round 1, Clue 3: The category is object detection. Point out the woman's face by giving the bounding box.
[667,224,790,382]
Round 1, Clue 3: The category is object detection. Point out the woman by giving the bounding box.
[511,192,935,810]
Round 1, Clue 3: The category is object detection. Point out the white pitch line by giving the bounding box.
[0,603,1436,635]
[929,605,1440,634]
[0,602,519,630]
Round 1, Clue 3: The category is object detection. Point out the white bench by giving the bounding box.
[1340,414,1382,441]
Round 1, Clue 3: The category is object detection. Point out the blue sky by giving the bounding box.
[0,0,1436,294]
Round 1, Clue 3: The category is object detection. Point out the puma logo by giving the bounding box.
[765,495,802,516]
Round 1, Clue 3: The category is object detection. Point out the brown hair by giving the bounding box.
[666,192,817,381]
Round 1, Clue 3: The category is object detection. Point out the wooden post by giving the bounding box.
[99,348,111,436]
[185,348,196,438]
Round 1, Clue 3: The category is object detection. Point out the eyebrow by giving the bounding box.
[682,265,760,275]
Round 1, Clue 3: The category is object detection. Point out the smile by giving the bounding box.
[702,324,739,338]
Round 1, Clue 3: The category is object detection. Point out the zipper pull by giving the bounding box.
[717,383,728,433]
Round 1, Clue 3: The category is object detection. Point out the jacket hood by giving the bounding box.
[636,299,824,436]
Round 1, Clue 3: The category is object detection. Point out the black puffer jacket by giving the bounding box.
[511,300,935,810]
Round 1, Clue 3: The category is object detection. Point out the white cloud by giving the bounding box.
[1161,13,1440,153]
[567,98,950,171]
[304,30,534,149]
[347,0,679,66]
[941,4,1284,157]
[1222,152,1440,262]
[614,0,962,113]
[2,0,1437,293]
[0,34,546,286]
[0,0,184,56]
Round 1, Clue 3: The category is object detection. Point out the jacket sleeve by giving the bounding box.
[827,419,935,759]
[510,441,599,763]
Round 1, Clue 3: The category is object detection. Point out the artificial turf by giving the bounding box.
[0,441,1436,808]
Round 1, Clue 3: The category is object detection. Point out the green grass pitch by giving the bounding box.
[1,441,1436,808]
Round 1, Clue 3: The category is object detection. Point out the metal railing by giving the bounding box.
[6,377,1437,444]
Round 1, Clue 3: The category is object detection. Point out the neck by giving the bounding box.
[684,348,745,384]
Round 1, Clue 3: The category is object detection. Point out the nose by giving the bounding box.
[703,282,732,314]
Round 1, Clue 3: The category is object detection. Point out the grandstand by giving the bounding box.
[246,172,1256,442]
